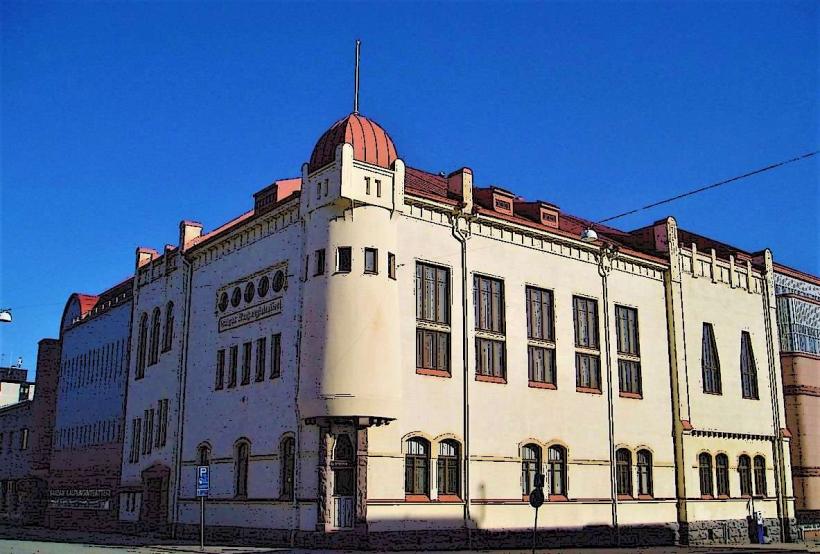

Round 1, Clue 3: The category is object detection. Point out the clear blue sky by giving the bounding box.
[2,1,817,376]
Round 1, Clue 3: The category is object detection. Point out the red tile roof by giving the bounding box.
[309,114,398,173]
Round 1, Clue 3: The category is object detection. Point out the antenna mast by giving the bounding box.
[353,39,361,114]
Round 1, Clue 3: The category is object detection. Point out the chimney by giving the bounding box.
[135,247,158,270]
[178,220,203,251]
[447,168,473,211]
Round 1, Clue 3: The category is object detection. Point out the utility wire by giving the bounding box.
[597,150,818,224]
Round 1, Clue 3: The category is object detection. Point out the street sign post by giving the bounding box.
[530,473,545,553]
[196,466,209,551]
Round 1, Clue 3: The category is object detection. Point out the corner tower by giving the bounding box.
[298,113,405,424]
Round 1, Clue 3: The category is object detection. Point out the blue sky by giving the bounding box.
[1,1,817,375]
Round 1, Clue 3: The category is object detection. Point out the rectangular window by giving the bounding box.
[526,286,554,341]
[228,345,238,388]
[702,323,722,394]
[615,306,642,396]
[574,296,601,391]
[528,345,556,385]
[131,418,141,463]
[476,337,506,379]
[415,263,451,376]
[364,248,378,274]
[314,249,325,276]
[740,331,759,399]
[576,353,601,390]
[573,296,599,348]
[270,333,282,378]
[416,329,450,372]
[474,275,504,333]
[215,349,225,390]
[337,247,352,273]
[364,176,371,195]
[376,179,382,197]
[143,409,154,455]
[474,275,506,381]
[20,429,28,450]
[156,399,168,448]
[241,342,252,385]
[255,337,267,382]
[388,252,396,280]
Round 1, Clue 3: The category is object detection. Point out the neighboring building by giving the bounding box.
[0,400,33,524]
[47,279,132,529]
[106,111,796,548]
[775,265,820,524]
[0,366,35,408]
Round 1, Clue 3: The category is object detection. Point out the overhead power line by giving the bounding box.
[597,150,818,224]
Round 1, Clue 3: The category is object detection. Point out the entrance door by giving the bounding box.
[331,435,355,529]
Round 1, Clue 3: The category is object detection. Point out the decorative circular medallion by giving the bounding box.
[272,270,285,292]
[244,281,255,303]
[258,275,269,297]
[218,292,229,312]
[231,286,242,308]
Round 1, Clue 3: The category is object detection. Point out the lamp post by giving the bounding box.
[0,309,12,323]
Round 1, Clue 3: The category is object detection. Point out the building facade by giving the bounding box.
[106,112,798,548]
[0,400,32,524]
[0,366,35,408]
[775,266,820,524]
[47,279,133,529]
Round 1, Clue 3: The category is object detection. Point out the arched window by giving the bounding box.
[136,313,148,378]
[162,302,174,352]
[753,456,767,497]
[698,453,713,497]
[616,448,632,497]
[280,436,295,500]
[405,438,430,497]
[547,445,567,497]
[637,450,653,497]
[332,434,354,497]
[738,455,752,496]
[197,443,211,466]
[521,444,541,497]
[437,440,461,498]
[235,440,250,498]
[716,453,730,497]
[149,307,161,366]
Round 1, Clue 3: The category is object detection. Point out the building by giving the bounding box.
[775,265,820,524]
[46,278,133,529]
[99,111,798,548]
[0,400,32,524]
[0,366,35,408]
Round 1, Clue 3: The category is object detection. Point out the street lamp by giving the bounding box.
[580,228,598,242]
[0,309,11,323]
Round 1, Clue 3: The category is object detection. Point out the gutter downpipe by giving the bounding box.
[761,264,787,541]
[171,253,194,537]
[291,212,307,547]
[451,209,472,540]
[598,243,619,545]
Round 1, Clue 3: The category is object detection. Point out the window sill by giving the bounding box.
[619,391,643,399]
[717,494,730,499]
[742,396,760,401]
[404,494,430,502]
[703,390,723,396]
[617,494,633,500]
[416,368,451,378]
[549,494,568,502]
[364,270,378,276]
[475,375,507,384]
[700,495,714,500]
[528,381,557,390]
[637,494,654,500]
[576,386,602,395]
[436,494,461,502]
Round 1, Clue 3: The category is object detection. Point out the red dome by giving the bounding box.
[308,113,398,173]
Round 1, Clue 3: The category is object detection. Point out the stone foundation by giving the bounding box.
[681,517,798,546]
[174,522,679,550]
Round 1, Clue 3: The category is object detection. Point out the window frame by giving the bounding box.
[364,247,378,275]
[314,249,326,276]
[547,445,568,499]
[716,453,730,497]
[753,455,767,497]
[235,440,250,499]
[738,455,753,497]
[404,437,431,499]
[521,443,541,499]
[636,449,653,498]
[698,453,714,498]
[701,323,722,394]
[615,305,642,398]
[616,448,633,498]
[437,440,461,499]
[573,296,601,393]
[415,262,451,377]
[337,247,352,273]
[740,331,759,400]
[280,436,295,500]
[162,302,174,353]
[255,337,267,382]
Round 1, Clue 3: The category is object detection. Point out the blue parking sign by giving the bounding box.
[196,466,209,497]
